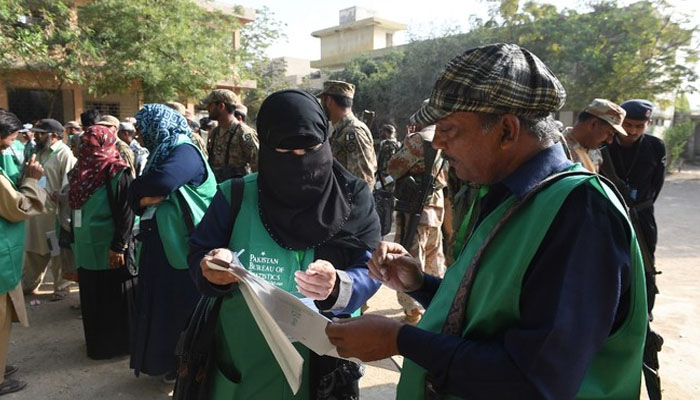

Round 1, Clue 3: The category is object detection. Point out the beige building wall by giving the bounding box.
[311,7,406,70]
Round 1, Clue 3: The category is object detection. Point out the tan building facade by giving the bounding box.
[311,7,406,70]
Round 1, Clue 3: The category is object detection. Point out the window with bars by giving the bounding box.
[84,101,121,119]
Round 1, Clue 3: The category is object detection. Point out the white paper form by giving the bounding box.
[230,265,335,356]
[206,256,339,394]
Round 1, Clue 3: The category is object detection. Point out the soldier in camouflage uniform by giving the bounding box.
[387,124,447,324]
[375,124,400,188]
[318,80,377,188]
[562,98,626,173]
[201,89,259,182]
[97,115,136,178]
[165,101,209,158]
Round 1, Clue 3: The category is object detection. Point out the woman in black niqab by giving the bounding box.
[189,89,382,399]
[256,89,380,251]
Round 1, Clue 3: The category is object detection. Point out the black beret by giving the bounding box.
[621,99,653,121]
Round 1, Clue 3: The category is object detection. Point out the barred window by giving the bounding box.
[85,102,121,119]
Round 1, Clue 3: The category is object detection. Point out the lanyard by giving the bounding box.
[613,135,644,181]
[39,148,57,166]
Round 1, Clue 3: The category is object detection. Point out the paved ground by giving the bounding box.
[5,169,700,399]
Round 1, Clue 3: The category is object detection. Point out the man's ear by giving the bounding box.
[589,117,599,131]
[499,114,520,149]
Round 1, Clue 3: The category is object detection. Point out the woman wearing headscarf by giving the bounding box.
[69,125,136,360]
[128,104,217,380]
[188,89,382,399]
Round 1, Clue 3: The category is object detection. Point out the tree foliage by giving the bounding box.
[78,0,241,102]
[330,0,697,132]
[237,6,289,122]
[664,120,695,171]
[495,0,698,110]
[0,0,98,116]
[1,0,284,108]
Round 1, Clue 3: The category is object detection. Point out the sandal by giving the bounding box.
[49,289,68,302]
[0,379,26,396]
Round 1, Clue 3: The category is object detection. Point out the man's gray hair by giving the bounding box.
[478,113,561,146]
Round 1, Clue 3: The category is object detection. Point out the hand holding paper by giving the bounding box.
[200,248,241,286]
[326,314,402,362]
[202,252,352,395]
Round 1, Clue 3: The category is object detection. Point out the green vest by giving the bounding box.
[210,174,316,399]
[71,171,123,270]
[151,137,217,269]
[0,167,26,294]
[397,165,647,400]
[0,151,21,187]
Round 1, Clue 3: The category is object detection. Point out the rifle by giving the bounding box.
[395,139,443,249]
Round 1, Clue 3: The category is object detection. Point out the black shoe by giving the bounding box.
[161,371,177,384]
[3,365,17,379]
[0,379,26,396]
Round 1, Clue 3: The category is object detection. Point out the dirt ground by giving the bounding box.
[5,170,699,399]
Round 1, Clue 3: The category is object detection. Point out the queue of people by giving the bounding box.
[0,42,666,399]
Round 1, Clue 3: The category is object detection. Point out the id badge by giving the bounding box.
[74,210,82,228]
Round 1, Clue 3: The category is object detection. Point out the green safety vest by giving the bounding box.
[210,174,316,399]
[397,164,647,399]
[149,137,217,269]
[71,170,124,270]
[0,152,21,187]
[0,167,26,294]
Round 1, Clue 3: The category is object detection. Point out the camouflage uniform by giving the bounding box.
[376,137,400,188]
[318,80,377,189]
[330,113,377,189]
[207,122,259,180]
[190,130,209,159]
[563,98,627,173]
[115,138,136,178]
[563,127,602,173]
[387,125,447,317]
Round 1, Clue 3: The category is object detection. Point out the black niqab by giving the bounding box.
[256,89,380,251]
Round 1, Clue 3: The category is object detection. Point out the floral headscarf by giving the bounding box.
[135,104,192,173]
[69,125,127,209]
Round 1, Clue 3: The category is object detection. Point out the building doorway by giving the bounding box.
[7,88,64,124]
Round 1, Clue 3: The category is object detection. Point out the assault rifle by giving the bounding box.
[394,139,443,249]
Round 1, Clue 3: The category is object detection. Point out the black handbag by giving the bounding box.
[172,177,244,399]
[105,174,138,276]
[173,295,225,400]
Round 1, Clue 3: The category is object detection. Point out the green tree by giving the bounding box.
[78,0,241,102]
[0,0,97,117]
[664,120,695,171]
[330,0,697,128]
[479,0,698,110]
[330,52,404,132]
[2,0,284,112]
[237,6,289,123]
